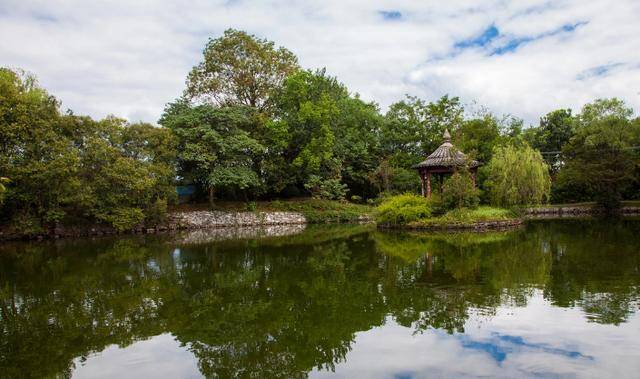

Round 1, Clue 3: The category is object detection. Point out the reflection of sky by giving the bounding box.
[73,292,640,378]
[72,334,200,379]
[311,291,640,379]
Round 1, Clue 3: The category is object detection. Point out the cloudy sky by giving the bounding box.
[1,0,639,125]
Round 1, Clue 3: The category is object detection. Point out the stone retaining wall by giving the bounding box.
[379,218,524,232]
[168,211,307,230]
[524,206,640,218]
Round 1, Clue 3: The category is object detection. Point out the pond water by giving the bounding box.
[1,219,640,378]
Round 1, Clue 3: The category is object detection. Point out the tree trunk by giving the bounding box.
[208,187,215,208]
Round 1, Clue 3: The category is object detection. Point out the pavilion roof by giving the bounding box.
[412,129,480,169]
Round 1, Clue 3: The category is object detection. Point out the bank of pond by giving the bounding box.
[1,218,639,377]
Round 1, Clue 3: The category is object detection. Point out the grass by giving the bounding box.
[409,206,517,228]
[413,206,517,226]
[264,198,373,223]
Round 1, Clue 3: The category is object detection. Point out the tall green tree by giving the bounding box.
[383,95,464,162]
[185,28,300,112]
[160,102,265,203]
[524,109,574,174]
[270,69,382,199]
[555,99,639,209]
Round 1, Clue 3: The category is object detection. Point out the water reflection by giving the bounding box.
[0,220,639,378]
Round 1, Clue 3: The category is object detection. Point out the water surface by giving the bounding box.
[1,220,639,378]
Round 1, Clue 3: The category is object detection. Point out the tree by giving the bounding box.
[484,144,551,207]
[185,29,299,112]
[0,68,177,232]
[383,95,464,161]
[556,99,639,210]
[271,69,382,199]
[160,102,265,204]
[524,109,574,174]
[0,177,9,205]
[441,170,480,210]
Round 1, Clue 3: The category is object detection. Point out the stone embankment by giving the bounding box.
[168,211,307,230]
[524,206,640,218]
[0,211,311,241]
[378,219,524,232]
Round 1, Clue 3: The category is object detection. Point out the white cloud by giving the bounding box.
[1,0,639,125]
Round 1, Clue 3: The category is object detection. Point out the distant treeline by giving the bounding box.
[1,29,639,231]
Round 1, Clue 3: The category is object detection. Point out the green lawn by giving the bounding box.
[409,206,517,228]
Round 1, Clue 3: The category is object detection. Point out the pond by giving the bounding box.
[1,219,640,378]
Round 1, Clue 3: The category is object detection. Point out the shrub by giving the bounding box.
[245,201,258,212]
[99,208,145,231]
[484,144,550,207]
[375,193,433,225]
[145,198,168,226]
[441,171,479,210]
[304,175,348,200]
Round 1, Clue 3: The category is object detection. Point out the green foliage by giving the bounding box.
[185,28,299,112]
[100,207,146,231]
[0,68,176,232]
[160,103,264,201]
[383,95,464,159]
[304,175,348,200]
[484,144,551,207]
[430,206,516,224]
[271,69,383,198]
[145,198,168,226]
[377,95,465,194]
[441,171,480,210]
[375,193,434,225]
[556,99,639,210]
[524,109,574,174]
[456,115,501,164]
[0,176,9,205]
[266,198,371,223]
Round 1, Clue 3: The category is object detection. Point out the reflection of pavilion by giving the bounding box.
[413,129,480,197]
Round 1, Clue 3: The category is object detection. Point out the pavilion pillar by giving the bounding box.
[420,171,425,197]
[426,171,431,198]
[471,170,477,187]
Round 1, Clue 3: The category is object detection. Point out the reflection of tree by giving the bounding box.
[0,220,639,377]
[538,219,640,325]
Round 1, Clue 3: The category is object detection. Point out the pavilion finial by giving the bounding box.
[443,129,451,143]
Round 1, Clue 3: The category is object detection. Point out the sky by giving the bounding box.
[1,0,639,125]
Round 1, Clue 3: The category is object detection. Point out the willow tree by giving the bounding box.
[484,144,550,207]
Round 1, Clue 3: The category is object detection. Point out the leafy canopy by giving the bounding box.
[185,28,299,112]
[485,144,551,207]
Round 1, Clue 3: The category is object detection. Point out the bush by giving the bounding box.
[484,144,550,207]
[98,207,145,231]
[375,193,434,225]
[441,171,479,210]
[304,175,348,200]
[145,198,168,226]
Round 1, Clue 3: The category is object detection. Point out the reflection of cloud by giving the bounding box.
[458,332,593,365]
[312,292,640,378]
[73,334,200,379]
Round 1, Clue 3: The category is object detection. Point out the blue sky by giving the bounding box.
[1,0,639,124]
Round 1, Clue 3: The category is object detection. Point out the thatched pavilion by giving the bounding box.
[412,129,480,197]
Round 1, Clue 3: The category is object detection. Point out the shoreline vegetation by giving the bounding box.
[3,198,640,241]
[2,29,639,239]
